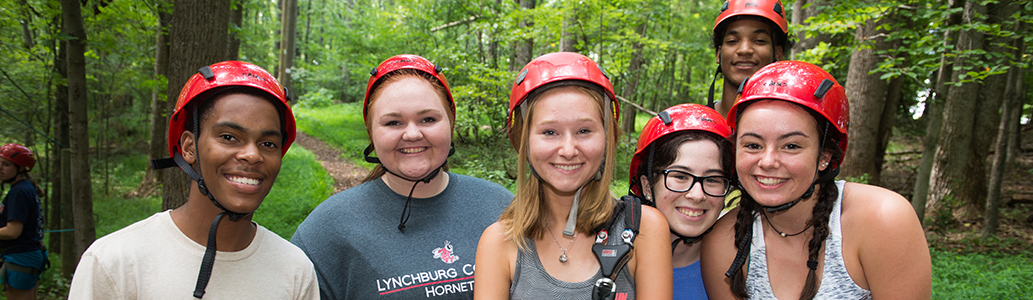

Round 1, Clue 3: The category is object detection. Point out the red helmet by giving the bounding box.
[628,104,732,196]
[727,60,848,168]
[507,52,619,148]
[167,61,296,157]
[0,143,35,172]
[363,54,454,123]
[714,0,788,34]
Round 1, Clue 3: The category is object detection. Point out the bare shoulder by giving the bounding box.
[477,222,515,252]
[701,207,744,299]
[474,221,517,299]
[841,182,919,228]
[639,205,670,234]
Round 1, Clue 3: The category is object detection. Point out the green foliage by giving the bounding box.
[843,173,871,184]
[90,152,162,237]
[254,145,334,239]
[931,250,1033,299]
[928,193,961,236]
[295,87,336,109]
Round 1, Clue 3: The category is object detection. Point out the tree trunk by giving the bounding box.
[841,12,893,185]
[1006,68,1025,165]
[61,0,96,266]
[927,0,986,218]
[512,0,535,71]
[560,3,577,52]
[621,21,648,135]
[875,75,904,185]
[277,0,298,95]
[227,0,243,60]
[790,0,831,60]
[913,0,963,221]
[49,33,69,265]
[138,0,172,198]
[162,0,233,210]
[60,149,74,277]
[18,0,34,50]
[959,0,1015,214]
[984,66,1019,237]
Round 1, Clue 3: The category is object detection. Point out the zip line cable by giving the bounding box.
[0,66,67,149]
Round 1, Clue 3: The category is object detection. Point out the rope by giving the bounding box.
[614,95,656,116]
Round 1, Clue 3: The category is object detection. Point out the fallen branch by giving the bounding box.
[615,95,656,116]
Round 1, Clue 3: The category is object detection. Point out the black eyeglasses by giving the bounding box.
[662,169,732,197]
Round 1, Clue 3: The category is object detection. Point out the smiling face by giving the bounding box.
[717,19,783,88]
[735,100,830,206]
[527,86,606,195]
[0,157,19,182]
[647,140,727,238]
[183,93,284,213]
[368,76,453,180]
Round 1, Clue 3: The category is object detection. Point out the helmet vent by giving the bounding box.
[721,1,729,12]
[658,111,673,125]
[199,66,215,80]
[773,2,783,15]
[434,65,443,74]
[369,67,378,76]
[814,79,834,98]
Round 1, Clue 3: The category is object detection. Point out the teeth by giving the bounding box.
[229,176,260,185]
[734,63,756,67]
[554,164,581,171]
[678,208,704,217]
[757,177,786,185]
[400,147,425,154]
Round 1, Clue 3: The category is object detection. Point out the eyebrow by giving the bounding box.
[668,165,725,175]
[381,108,443,118]
[213,121,283,139]
[726,28,772,37]
[740,131,809,141]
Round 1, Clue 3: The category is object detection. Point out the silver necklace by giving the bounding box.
[546,226,577,263]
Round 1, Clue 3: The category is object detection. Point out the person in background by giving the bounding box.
[291,54,512,300]
[708,0,793,117]
[0,143,46,300]
[701,61,931,299]
[69,61,318,299]
[628,104,734,300]
[475,52,672,300]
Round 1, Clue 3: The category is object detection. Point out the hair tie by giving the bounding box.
[806,260,818,270]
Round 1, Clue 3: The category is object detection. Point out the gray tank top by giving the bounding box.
[510,239,636,300]
[746,180,873,299]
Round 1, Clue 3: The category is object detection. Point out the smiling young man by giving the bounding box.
[68,61,318,300]
[708,0,793,117]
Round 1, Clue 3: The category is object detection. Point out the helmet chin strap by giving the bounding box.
[364,143,456,232]
[706,66,722,109]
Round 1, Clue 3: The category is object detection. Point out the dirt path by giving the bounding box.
[294,132,368,193]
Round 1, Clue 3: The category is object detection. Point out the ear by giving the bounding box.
[716,48,722,65]
[180,131,198,165]
[774,45,785,62]
[639,175,654,199]
[818,151,832,171]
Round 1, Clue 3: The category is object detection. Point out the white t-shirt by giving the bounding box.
[68,211,319,299]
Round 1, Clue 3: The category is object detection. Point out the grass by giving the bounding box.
[254,145,335,239]
[931,250,1033,298]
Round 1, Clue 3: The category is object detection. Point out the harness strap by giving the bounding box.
[591,196,642,300]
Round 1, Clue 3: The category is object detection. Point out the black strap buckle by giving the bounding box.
[592,278,617,300]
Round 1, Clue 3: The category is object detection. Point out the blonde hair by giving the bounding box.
[362,70,454,182]
[499,85,620,250]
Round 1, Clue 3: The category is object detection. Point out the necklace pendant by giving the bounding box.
[559,253,568,263]
[780,232,788,237]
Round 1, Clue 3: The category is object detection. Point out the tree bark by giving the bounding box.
[49,32,69,270]
[60,149,74,277]
[560,3,577,52]
[511,0,535,71]
[139,0,172,197]
[277,0,298,93]
[984,66,1019,237]
[927,0,986,218]
[18,0,34,50]
[790,0,831,60]
[841,11,893,185]
[162,0,233,210]
[227,0,243,61]
[621,21,648,135]
[61,0,96,266]
[913,0,963,221]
